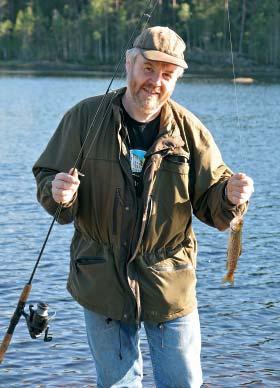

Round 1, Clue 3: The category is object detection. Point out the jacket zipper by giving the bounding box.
[128,157,154,264]
[116,139,142,319]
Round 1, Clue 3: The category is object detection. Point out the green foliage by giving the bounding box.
[0,19,12,36]
[178,3,191,22]
[0,0,278,66]
[0,19,13,59]
[14,6,36,59]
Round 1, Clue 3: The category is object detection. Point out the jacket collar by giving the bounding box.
[146,101,185,157]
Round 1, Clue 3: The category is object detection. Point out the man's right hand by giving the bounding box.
[51,168,80,204]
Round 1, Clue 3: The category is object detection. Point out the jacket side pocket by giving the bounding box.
[76,256,106,265]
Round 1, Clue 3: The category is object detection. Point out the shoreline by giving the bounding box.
[1,61,279,82]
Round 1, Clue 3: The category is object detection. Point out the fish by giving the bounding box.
[222,216,243,286]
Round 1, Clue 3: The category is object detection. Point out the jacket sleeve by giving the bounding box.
[32,103,87,224]
[185,114,247,231]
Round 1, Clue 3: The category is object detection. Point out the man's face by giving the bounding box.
[126,53,181,116]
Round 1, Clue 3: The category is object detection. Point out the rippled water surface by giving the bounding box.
[0,75,279,387]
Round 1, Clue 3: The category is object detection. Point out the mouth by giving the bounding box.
[142,86,160,97]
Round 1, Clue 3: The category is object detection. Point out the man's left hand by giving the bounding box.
[226,173,254,206]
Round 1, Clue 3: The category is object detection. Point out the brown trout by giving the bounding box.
[223,216,243,286]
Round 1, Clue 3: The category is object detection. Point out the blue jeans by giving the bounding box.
[84,308,203,388]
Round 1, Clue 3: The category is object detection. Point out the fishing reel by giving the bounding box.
[22,302,55,342]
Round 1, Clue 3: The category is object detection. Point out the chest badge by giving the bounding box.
[130,149,146,173]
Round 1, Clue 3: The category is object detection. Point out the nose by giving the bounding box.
[151,71,162,86]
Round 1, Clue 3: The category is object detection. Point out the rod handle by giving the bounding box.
[0,333,12,363]
[19,283,32,303]
[0,284,32,363]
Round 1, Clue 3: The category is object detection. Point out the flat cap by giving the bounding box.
[133,26,188,69]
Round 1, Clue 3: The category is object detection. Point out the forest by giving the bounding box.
[0,0,279,69]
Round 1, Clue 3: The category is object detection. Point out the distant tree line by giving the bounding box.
[0,0,279,67]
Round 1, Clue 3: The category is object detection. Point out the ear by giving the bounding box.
[125,56,132,74]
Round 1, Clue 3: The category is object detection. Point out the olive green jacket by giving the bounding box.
[33,87,245,323]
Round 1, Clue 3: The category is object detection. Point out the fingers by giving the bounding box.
[226,172,254,205]
[55,170,80,185]
[69,167,80,179]
[52,168,80,204]
[229,173,253,187]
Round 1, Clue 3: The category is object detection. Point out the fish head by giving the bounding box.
[230,216,244,232]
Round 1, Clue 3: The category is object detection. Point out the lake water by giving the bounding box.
[0,75,279,387]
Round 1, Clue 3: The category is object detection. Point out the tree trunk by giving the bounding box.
[238,0,246,55]
[223,2,227,53]
[274,8,279,65]
[104,2,109,62]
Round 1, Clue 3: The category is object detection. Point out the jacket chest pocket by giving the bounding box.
[162,154,190,172]
[155,154,190,201]
[141,154,192,251]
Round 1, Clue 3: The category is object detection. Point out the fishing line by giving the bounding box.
[223,1,248,287]
[0,0,159,363]
[226,1,241,126]
[225,0,242,153]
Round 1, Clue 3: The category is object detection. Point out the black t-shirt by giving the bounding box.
[121,103,160,195]
[121,103,160,150]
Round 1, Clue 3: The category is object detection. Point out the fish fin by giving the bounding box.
[222,273,234,286]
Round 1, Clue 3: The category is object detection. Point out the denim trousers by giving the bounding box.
[84,308,203,388]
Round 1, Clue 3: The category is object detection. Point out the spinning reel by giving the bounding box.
[22,302,55,342]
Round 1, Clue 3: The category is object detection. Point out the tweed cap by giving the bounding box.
[133,26,188,69]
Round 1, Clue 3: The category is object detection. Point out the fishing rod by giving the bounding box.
[0,0,159,363]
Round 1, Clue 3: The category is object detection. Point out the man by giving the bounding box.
[33,26,254,387]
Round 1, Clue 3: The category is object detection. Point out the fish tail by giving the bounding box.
[222,272,234,286]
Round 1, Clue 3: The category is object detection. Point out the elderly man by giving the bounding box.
[33,26,254,387]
